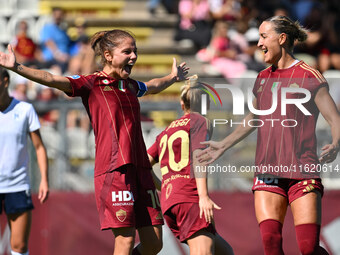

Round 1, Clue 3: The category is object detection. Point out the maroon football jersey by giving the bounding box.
[148,112,212,213]
[66,71,151,177]
[252,61,328,179]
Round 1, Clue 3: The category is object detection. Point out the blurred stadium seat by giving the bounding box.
[67,26,153,42]
[39,0,125,16]
[7,13,36,39]
[33,15,51,42]
[0,17,9,44]
[0,0,16,17]
[16,0,39,15]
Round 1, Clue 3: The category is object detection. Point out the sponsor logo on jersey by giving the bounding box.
[116,209,127,222]
[103,86,113,91]
[289,83,300,88]
[112,191,134,202]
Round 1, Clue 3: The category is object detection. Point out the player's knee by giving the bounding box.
[298,240,318,255]
[259,219,283,254]
[262,232,281,248]
[295,224,321,255]
[116,235,135,250]
[11,241,28,254]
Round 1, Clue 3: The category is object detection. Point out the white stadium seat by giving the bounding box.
[33,15,52,43]
[7,13,36,40]
[16,0,38,15]
[0,0,16,17]
[0,17,9,43]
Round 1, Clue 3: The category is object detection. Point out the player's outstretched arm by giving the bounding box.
[145,58,189,95]
[193,150,221,224]
[198,104,258,165]
[315,86,340,163]
[0,44,72,93]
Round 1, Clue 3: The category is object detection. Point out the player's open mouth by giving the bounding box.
[263,49,268,54]
[124,63,134,74]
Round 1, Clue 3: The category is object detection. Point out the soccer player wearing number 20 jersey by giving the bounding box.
[148,76,234,255]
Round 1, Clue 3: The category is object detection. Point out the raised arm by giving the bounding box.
[0,45,72,93]
[198,99,258,164]
[314,86,340,163]
[144,58,189,95]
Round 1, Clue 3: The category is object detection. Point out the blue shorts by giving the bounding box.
[0,190,34,214]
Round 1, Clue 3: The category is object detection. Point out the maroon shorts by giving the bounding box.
[252,174,324,203]
[94,164,164,230]
[164,202,216,242]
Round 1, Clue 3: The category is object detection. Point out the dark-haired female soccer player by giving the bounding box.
[198,16,340,254]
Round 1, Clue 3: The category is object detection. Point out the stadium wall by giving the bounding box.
[0,191,339,255]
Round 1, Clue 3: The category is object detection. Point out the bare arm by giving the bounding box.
[315,86,340,163]
[0,44,72,93]
[29,130,49,204]
[145,58,189,95]
[193,149,221,224]
[198,99,258,164]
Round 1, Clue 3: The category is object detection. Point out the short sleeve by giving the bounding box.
[66,74,93,97]
[308,70,329,96]
[27,104,40,132]
[147,140,159,162]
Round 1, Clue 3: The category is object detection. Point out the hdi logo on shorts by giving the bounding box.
[112,191,134,202]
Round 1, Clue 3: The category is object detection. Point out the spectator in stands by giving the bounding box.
[9,76,28,101]
[243,26,266,72]
[317,12,340,73]
[12,20,42,68]
[0,66,49,255]
[196,20,246,82]
[148,0,179,15]
[40,7,72,74]
[174,0,213,50]
[0,29,188,255]
[209,0,242,22]
[68,18,96,75]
